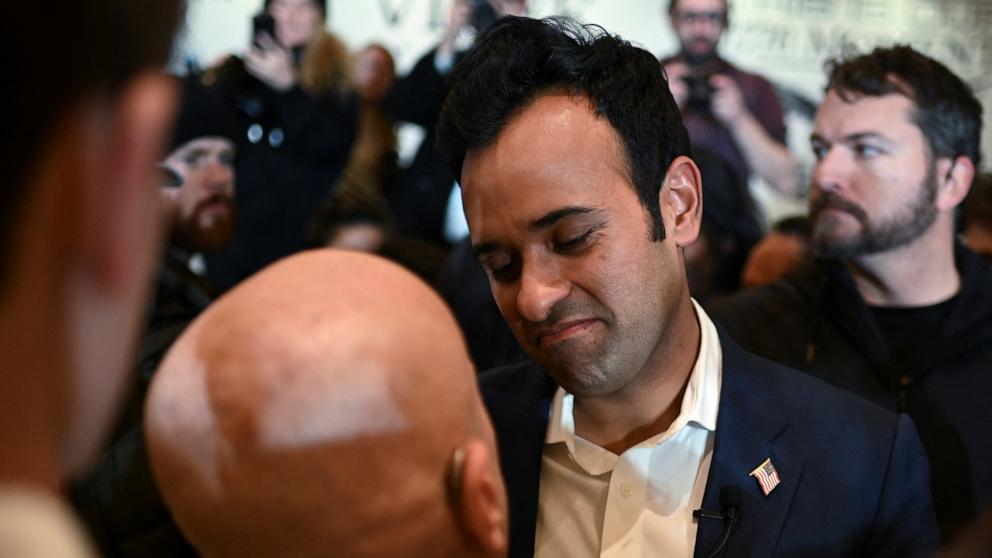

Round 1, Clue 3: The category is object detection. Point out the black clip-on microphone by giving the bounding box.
[693,485,742,558]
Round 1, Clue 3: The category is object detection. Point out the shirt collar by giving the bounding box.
[546,298,722,448]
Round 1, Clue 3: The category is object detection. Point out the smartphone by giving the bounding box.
[252,13,277,47]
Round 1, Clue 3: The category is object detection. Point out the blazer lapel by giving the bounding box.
[694,337,805,558]
[481,364,556,558]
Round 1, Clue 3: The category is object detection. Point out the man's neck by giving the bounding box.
[572,294,701,455]
[846,227,960,307]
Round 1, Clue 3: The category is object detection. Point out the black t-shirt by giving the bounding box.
[869,296,957,395]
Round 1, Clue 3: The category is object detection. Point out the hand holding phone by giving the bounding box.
[246,13,296,91]
[252,13,277,48]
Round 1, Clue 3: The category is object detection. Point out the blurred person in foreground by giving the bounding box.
[146,250,507,558]
[438,15,937,558]
[661,0,798,196]
[202,0,358,292]
[0,1,183,555]
[710,45,989,541]
[70,77,241,558]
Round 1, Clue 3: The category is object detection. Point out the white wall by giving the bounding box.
[180,0,992,175]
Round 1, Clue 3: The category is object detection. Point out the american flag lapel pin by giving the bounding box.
[750,457,781,496]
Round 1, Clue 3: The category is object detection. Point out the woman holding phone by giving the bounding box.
[201,0,358,293]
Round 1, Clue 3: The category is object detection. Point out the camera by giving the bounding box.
[683,72,715,113]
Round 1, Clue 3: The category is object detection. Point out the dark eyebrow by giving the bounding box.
[530,207,602,231]
[810,132,894,147]
[843,132,894,146]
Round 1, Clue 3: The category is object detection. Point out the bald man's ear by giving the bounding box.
[935,155,975,212]
[661,155,703,247]
[455,440,507,557]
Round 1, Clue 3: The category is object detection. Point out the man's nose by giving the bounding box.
[515,258,569,324]
[812,146,850,194]
[205,160,235,194]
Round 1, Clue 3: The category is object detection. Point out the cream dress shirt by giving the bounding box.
[535,300,723,558]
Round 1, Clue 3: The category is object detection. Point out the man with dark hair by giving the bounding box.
[661,0,798,196]
[438,16,938,557]
[1,1,183,555]
[710,45,989,541]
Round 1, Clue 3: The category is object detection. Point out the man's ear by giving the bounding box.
[661,155,703,247]
[455,440,507,557]
[935,155,975,212]
[78,72,177,289]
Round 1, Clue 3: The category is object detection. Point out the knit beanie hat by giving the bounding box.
[168,75,240,154]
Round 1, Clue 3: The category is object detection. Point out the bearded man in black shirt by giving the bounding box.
[709,45,990,542]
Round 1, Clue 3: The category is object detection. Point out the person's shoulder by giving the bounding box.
[728,339,900,435]
[708,267,818,330]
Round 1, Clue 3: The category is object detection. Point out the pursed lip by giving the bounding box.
[533,318,600,347]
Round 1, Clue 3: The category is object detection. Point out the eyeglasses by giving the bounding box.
[676,10,725,25]
[158,164,184,188]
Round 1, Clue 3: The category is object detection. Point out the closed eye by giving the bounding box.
[480,253,519,283]
[555,225,603,253]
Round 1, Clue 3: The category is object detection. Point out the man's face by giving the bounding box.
[461,94,685,397]
[670,0,727,62]
[163,137,237,253]
[809,90,939,258]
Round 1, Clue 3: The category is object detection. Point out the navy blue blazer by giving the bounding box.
[480,334,939,557]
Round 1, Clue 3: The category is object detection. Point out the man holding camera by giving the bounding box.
[661,0,798,196]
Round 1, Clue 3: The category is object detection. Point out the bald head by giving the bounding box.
[146,251,506,558]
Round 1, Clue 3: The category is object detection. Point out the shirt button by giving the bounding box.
[620,483,632,497]
[268,127,284,147]
[247,123,264,144]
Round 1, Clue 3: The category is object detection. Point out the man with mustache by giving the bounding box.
[709,46,989,542]
[438,16,938,558]
[660,0,798,196]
